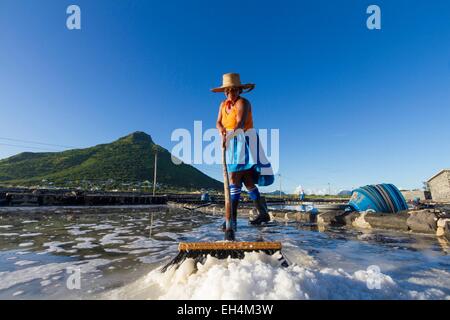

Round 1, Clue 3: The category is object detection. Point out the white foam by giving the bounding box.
[18,242,34,247]
[73,237,98,249]
[14,260,38,267]
[40,280,52,287]
[99,228,138,246]
[105,252,450,300]
[406,268,450,292]
[43,241,77,254]
[104,248,129,254]
[100,233,126,245]
[129,249,152,255]
[67,228,91,236]
[20,233,43,237]
[120,237,159,250]
[84,254,102,259]
[22,220,38,224]
[0,259,111,291]
[154,232,178,240]
[90,224,114,231]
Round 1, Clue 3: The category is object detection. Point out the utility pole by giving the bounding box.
[278,174,282,199]
[153,150,158,196]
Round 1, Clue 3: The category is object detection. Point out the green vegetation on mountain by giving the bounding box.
[0,132,222,190]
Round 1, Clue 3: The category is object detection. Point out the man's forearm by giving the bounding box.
[217,122,225,133]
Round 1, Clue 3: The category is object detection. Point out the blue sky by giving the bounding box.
[0,0,449,194]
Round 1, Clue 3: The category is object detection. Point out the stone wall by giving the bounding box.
[1,192,167,207]
[429,170,450,202]
[167,202,450,241]
[401,190,431,201]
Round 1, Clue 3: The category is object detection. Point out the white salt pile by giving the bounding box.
[105,252,449,300]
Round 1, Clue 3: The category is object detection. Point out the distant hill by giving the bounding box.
[265,190,286,196]
[337,190,352,196]
[0,132,222,190]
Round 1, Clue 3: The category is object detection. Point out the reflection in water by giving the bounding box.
[0,206,449,299]
[269,203,316,212]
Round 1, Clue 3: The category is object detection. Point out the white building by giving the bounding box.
[427,169,450,202]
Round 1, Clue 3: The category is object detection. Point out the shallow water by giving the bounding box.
[0,206,449,299]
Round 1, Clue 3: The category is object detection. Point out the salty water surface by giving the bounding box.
[0,206,449,299]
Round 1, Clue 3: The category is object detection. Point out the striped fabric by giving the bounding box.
[225,129,274,187]
[247,186,260,201]
[230,184,241,201]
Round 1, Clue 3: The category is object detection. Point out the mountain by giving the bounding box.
[0,132,222,190]
[265,190,286,196]
[337,190,352,196]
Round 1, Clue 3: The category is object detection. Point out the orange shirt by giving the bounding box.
[220,99,253,131]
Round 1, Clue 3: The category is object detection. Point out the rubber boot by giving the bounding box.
[224,228,235,241]
[224,202,237,241]
[250,196,270,225]
[221,199,239,231]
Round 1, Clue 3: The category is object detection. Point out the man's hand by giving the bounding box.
[221,130,227,149]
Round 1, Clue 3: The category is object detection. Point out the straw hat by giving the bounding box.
[211,73,255,93]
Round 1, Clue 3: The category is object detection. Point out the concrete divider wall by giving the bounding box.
[444,221,450,241]
[169,202,450,240]
[0,192,7,206]
[364,211,410,231]
[1,192,168,207]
